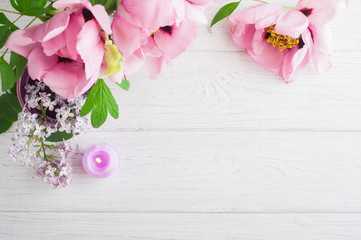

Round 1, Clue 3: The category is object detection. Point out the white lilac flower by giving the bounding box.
[34,149,73,189]
[35,81,45,91]
[28,113,38,122]
[73,117,89,134]
[24,84,36,92]
[59,121,72,134]
[9,81,89,188]
[33,123,45,138]
[55,106,74,121]
[39,92,57,111]
[25,95,40,109]
[45,126,57,138]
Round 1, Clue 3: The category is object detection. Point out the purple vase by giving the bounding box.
[16,67,30,110]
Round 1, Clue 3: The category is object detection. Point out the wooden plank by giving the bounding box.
[1,131,361,212]
[1,213,360,240]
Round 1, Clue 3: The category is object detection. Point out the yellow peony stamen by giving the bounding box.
[151,29,160,36]
[266,25,300,51]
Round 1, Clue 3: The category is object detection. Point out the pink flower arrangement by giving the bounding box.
[0,0,349,188]
[5,0,113,100]
[111,0,220,79]
[228,0,348,82]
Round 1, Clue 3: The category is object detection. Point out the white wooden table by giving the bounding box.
[1,0,361,239]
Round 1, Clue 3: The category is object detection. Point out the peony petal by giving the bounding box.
[143,55,168,79]
[41,32,66,56]
[309,24,333,73]
[24,10,71,42]
[4,29,39,58]
[282,46,310,83]
[230,23,256,50]
[119,0,185,33]
[229,4,283,27]
[186,0,223,10]
[254,12,280,29]
[42,61,92,100]
[275,10,309,39]
[111,12,149,57]
[282,29,312,82]
[54,0,111,33]
[248,29,285,75]
[90,4,112,34]
[122,49,145,77]
[27,47,58,81]
[109,70,125,84]
[62,11,85,60]
[154,19,198,59]
[142,37,164,58]
[184,1,208,25]
[296,0,348,24]
[76,19,104,80]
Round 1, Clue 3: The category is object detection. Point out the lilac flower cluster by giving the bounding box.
[9,81,89,188]
[35,146,73,188]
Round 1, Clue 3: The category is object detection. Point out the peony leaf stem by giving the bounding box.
[251,0,268,4]
[0,9,21,14]
[25,17,38,28]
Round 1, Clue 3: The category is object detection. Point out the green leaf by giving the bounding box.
[10,83,17,96]
[10,51,27,81]
[91,104,108,128]
[210,1,241,29]
[104,0,117,15]
[39,4,56,22]
[10,0,22,12]
[0,13,19,48]
[90,0,107,5]
[80,79,119,128]
[22,7,49,16]
[101,82,119,119]
[0,115,12,134]
[0,93,21,122]
[80,82,101,117]
[0,57,17,92]
[46,130,73,142]
[116,78,130,91]
[9,0,49,16]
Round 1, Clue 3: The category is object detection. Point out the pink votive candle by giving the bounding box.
[82,143,120,178]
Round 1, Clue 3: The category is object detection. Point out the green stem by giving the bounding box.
[0,9,21,14]
[40,138,48,161]
[251,0,268,4]
[13,14,23,24]
[283,6,294,10]
[25,16,38,28]
[1,49,9,58]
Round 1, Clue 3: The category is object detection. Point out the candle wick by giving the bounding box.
[95,158,102,163]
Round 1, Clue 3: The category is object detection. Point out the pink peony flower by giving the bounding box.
[5,0,112,100]
[228,0,347,82]
[111,0,220,79]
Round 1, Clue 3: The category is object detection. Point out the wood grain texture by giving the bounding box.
[1,213,361,240]
[1,0,361,239]
[2,131,361,213]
